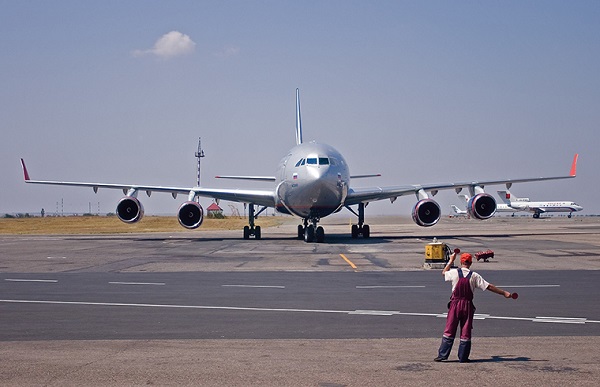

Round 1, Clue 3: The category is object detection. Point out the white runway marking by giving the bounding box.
[533,317,587,324]
[1,299,598,325]
[222,285,286,289]
[109,282,166,286]
[0,299,341,314]
[349,310,397,316]
[356,285,426,289]
[4,279,58,283]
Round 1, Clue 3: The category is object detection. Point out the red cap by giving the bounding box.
[460,253,472,264]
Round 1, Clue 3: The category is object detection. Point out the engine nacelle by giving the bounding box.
[177,201,204,229]
[467,193,497,220]
[116,196,144,223]
[412,199,441,227]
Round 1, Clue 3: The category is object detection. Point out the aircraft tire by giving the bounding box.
[298,225,304,239]
[243,226,250,239]
[362,224,370,238]
[304,225,315,242]
[255,226,261,239]
[351,224,359,238]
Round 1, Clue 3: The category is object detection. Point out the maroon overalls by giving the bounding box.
[444,268,475,341]
[436,268,475,362]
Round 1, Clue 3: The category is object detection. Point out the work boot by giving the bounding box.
[458,339,472,363]
[435,336,454,361]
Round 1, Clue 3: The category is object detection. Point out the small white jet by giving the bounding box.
[497,190,583,218]
[20,89,579,242]
[450,204,468,217]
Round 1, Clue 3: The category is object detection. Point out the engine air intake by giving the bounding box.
[412,199,441,227]
[467,193,497,220]
[116,197,144,223]
[178,201,204,229]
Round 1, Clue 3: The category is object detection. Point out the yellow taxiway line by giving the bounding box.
[339,254,358,270]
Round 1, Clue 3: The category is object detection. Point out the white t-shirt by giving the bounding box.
[444,268,489,293]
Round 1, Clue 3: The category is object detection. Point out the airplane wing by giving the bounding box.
[191,187,275,207]
[20,159,276,208]
[345,154,578,206]
[215,175,276,182]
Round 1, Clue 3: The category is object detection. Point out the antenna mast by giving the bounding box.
[195,137,205,187]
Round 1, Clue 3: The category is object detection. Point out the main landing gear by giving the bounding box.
[347,202,370,239]
[298,219,325,243]
[243,203,266,240]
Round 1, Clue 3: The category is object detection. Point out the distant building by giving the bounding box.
[206,202,223,217]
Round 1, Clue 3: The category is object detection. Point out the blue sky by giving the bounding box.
[1,1,598,217]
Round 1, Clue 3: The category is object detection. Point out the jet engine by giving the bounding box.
[116,196,144,223]
[412,199,441,227]
[467,193,496,220]
[177,201,204,229]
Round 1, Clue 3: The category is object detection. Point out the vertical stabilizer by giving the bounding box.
[295,88,303,145]
[497,190,512,205]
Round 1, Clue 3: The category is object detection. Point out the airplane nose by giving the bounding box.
[307,165,329,179]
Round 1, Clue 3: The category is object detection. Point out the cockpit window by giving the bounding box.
[301,157,331,166]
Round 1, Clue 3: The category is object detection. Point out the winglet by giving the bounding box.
[295,88,303,145]
[569,153,578,177]
[20,158,30,181]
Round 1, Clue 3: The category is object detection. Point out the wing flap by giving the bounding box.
[193,188,275,207]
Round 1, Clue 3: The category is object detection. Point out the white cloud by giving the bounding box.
[133,31,196,59]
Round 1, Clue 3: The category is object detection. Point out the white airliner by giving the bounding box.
[20,89,579,242]
[497,190,583,218]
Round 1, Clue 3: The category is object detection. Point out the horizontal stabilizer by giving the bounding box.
[350,174,382,179]
[215,175,276,182]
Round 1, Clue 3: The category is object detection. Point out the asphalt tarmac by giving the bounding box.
[1,216,599,386]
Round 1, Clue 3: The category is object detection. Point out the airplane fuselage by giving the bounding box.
[275,142,349,219]
[496,203,518,213]
[510,201,583,214]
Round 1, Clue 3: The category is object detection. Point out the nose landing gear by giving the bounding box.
[298,218,325,243]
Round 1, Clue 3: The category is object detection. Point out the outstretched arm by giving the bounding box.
[487,284,511,298]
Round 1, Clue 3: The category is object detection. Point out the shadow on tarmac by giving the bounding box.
[473,355,534,363]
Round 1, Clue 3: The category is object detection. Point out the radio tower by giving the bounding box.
[195,137,205,187]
